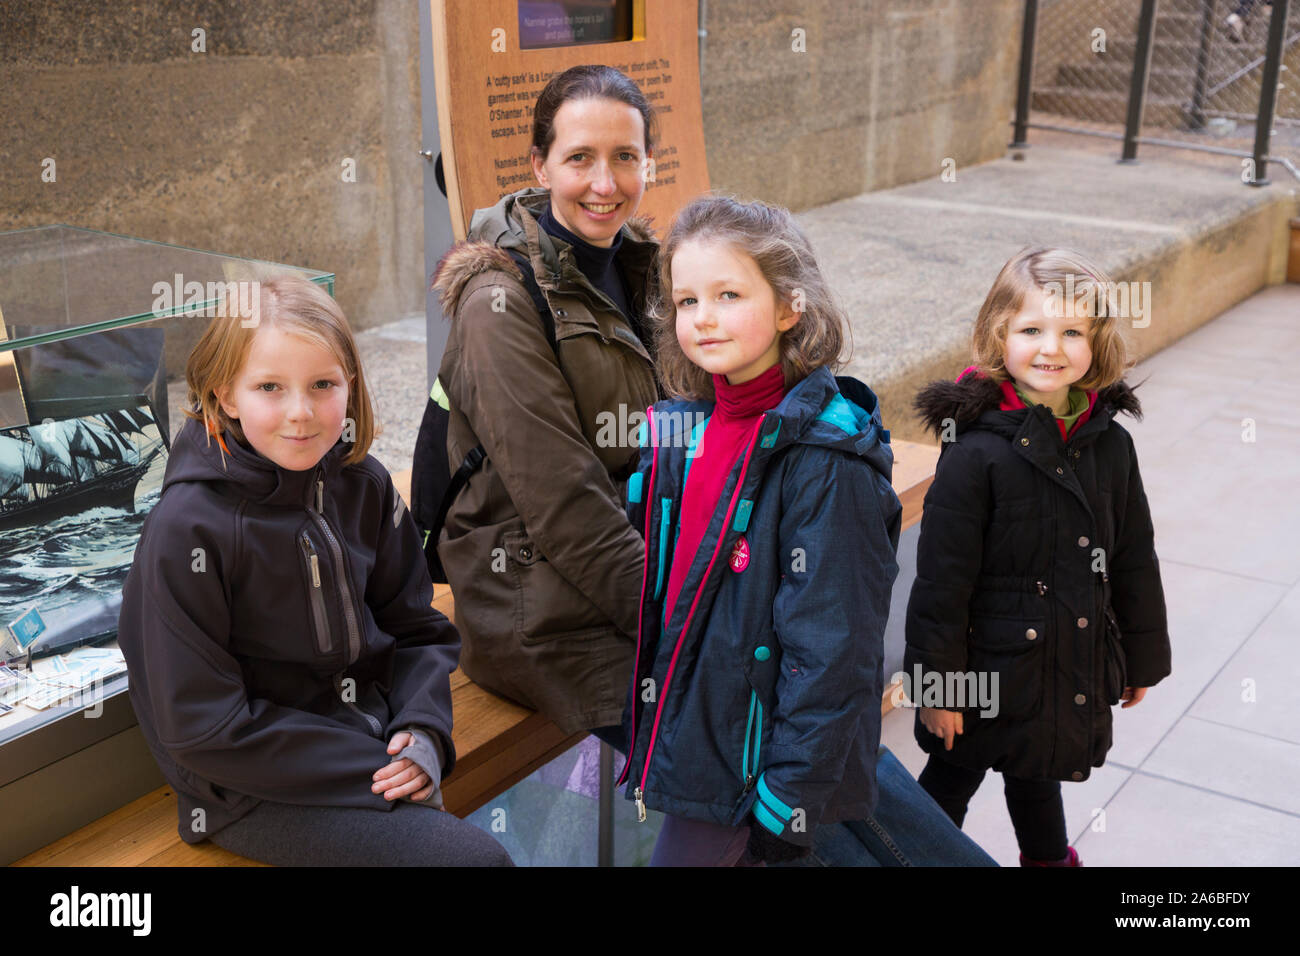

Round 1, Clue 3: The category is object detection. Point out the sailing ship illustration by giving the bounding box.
[0,408,163,531]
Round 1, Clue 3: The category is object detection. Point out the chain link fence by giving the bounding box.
[1019,0,1300,181]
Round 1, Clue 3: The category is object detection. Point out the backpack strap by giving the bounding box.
[423,441,485,575]
[427,248,561,567]
[504,248,560,360]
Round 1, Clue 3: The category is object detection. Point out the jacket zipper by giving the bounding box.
[309,474,381,737]
[628,415,767,821]
[620,407,661,809]
[298,534,332,655]
[652,498,673,602]
[309,477,363,666]
[741,689,763,791]
[333,672,383,737]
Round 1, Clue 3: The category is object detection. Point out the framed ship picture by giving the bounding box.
[1,404,166,659]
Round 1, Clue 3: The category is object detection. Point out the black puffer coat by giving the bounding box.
[903,371,1171,781]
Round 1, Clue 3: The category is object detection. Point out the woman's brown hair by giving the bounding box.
[530,63,657,159]
[184,273,377,466]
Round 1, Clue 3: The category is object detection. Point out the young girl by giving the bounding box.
[117,274,511,866]
[621,196,903,866]
[905,247,1171,866]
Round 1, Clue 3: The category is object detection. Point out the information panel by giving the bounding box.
[430,0,709,240]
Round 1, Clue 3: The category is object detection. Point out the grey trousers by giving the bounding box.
[209,800,514,867]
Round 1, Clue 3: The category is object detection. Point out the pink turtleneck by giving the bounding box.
[663,363,788,620]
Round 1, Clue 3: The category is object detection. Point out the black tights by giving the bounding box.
[918,754,1068,861]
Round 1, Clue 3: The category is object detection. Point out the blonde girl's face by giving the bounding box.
[216,327,351,472]
[672,239,799,386]
[1003,286,1092,412]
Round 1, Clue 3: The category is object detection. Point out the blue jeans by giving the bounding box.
[600,723,998,867]
[777,747,998,867]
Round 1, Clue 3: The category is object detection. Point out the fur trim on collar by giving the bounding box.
[913,371,1144,437]
[430,242,521,314]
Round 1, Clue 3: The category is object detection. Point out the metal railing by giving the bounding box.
[1012,0,1299,184]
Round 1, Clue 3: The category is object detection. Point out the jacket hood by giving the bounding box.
[163,414,352,509]
[430,186,657,315]
[912,367,1144,439]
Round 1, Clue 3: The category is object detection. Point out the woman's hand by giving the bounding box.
[373,731,434,802]
[920,707,964,751]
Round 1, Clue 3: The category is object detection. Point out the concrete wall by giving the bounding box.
[0,0,425,333]
[700,0,1024,207]
[1,0,1024,333]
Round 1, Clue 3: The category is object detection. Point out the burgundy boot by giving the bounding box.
[1019,846,1083,867]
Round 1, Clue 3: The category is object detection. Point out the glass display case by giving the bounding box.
[0,225,333,778]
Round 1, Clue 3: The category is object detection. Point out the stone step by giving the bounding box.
[1109,36,1260,71]
[1155,10,1215,45]
[792,139,1297,442]
[1057,62,1199,95]
[1032,86,1191,128]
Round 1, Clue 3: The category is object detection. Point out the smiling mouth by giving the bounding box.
[697,339,726,346]
[581,201,620,214]
[1033,364,1065,371]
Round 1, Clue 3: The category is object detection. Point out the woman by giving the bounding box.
[433,65,656,738]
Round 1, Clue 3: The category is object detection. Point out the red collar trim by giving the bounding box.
[958,365,1098,439]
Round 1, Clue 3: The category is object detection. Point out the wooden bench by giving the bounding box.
[18,443,938,866]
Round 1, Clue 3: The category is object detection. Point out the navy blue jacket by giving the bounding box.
[620,367,902,847]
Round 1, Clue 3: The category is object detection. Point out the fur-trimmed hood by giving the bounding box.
[430,186,656,314]
[913,368,1144,438]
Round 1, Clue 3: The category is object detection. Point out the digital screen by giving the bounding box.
[517,0,634,49]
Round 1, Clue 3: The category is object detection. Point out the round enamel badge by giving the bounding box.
[729,535,750,573]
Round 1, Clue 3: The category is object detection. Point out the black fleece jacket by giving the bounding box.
[118,417,459,842]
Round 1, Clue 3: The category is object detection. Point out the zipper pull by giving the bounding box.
[743,774,756,794]
[634,787,646,823]
[316,480,324,513]
[1036,580,1048,595]
[310,553,321,589]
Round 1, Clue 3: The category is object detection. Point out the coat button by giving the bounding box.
[1077,617,1088,628]
[1056,466,1064,475]
[1073,449,1081,458]
[1020,438,1030,446]
[519,547,532,561]
[1074,693,1086,705]
[555,309,567,318]
[754,646,771,661]
[1025,628,1038,641]
[1078,536,1090,547]
[1071,771,1084,781]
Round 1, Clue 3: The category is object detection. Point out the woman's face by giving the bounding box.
[531,96,649,248]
